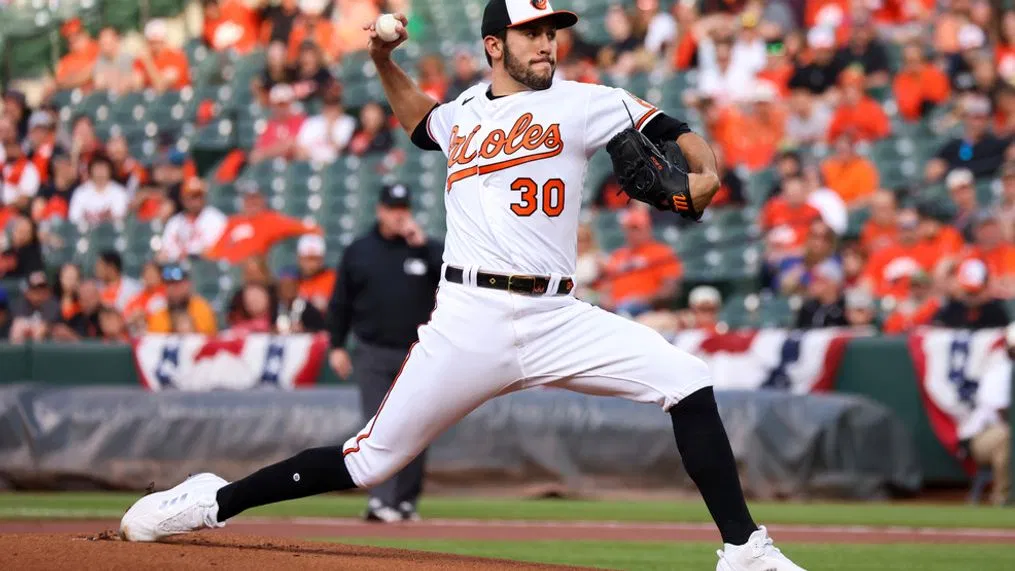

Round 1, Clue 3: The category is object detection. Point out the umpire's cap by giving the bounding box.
[481,0,578,38]
[379,183,412,209]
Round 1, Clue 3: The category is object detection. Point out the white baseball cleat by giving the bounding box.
[716,526,807,571]
[119,473,228,542]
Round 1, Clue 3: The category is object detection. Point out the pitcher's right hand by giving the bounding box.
[364,13,409,61]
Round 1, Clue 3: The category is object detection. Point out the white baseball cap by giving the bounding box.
[297,234,326,257]
[957,258,988,292]
[144,19,168,41]
[269,84,296,104]
[958,24,986,51]
[299,0,328,16]
[807,26,836,50]
[945,168,974,190]
[689,286,722,308]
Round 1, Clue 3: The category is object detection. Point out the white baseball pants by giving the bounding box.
[342,276,713,489]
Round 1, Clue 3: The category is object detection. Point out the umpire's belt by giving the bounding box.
[444,265,574,296]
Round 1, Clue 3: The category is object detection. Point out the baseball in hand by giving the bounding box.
[375,14,401,43]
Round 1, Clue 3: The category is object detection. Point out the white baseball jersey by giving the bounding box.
[161,206,228,262]
[341,78,712,493]
[424,80,662,275]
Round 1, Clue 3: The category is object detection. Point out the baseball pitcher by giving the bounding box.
[120,2,806,569]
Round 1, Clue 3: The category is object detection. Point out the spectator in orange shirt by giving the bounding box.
[133,20,191,92]
[287,0,339,64]
[860,189,899,254]
[54,18,99,91]
[147,264,218,335]
[861,207,925,300]
[882,270,940,334]
[757,38,794,97]
[601,207,682,317]
[915,200,966,268]
[296,234,337,312]
[124,261,167,336]
[820,132,879,209]
[827,66,890,143]
[761,175,821,256]
[206,184,321,263]
[893,40,951,122]
[202,0,260,55]
[968,212,1015,298]
[712,81,785,171]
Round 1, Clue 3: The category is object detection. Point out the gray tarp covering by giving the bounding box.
[0,384,921,498]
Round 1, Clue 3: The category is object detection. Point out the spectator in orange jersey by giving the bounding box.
[147,264,217,335]
[601,207,682,317]
[872,0,935,26]
[671,0,699,71]
[860,189,899,254]
[820,132,879,209]
[893,41,952,122]
[827,66,891,143]
[202,0,260,55]
[761,174,821,254]
[287,0,339,64]
[915,200,966,268]
[26,111,61,186]
[882,270,940,334]
[863,206,960,301]
[296,234,337,312]
[862,208,920,300]
[54,18,99,91]
[133,20,191,92]
[205,183,321,263]
[124,261,167,336]
[967,212,1015,298]
[712,81,785,171]
[804,0,850,41]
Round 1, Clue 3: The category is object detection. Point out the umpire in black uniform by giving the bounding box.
[327,183,442,522]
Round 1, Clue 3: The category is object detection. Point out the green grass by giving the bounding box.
[0,492,1014,529]
[333,539,1015,571]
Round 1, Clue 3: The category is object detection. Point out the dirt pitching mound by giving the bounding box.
[0,532,588,571]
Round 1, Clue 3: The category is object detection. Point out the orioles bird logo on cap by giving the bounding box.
[531,0,548,9]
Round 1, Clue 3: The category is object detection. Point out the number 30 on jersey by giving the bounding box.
[510,177,565,217]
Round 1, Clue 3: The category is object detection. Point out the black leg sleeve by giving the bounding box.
[670,387,757,545]
[215,446,356,522]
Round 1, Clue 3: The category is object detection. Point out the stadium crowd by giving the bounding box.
[2,0,1015,343]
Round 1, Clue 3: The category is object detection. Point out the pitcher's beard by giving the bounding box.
[504,45,554,91]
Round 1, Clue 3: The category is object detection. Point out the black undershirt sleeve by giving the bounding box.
[640,112,693,146]
[410,104,441,151]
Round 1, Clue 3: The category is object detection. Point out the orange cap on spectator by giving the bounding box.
[957,258,988,293]
[61,18,83,38]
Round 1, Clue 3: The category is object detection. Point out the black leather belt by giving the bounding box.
[444,266,574,296]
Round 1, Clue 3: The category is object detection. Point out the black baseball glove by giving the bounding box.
[605,128,700,221]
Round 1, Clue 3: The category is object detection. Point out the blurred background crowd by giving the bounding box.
[2,0,1015,344]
